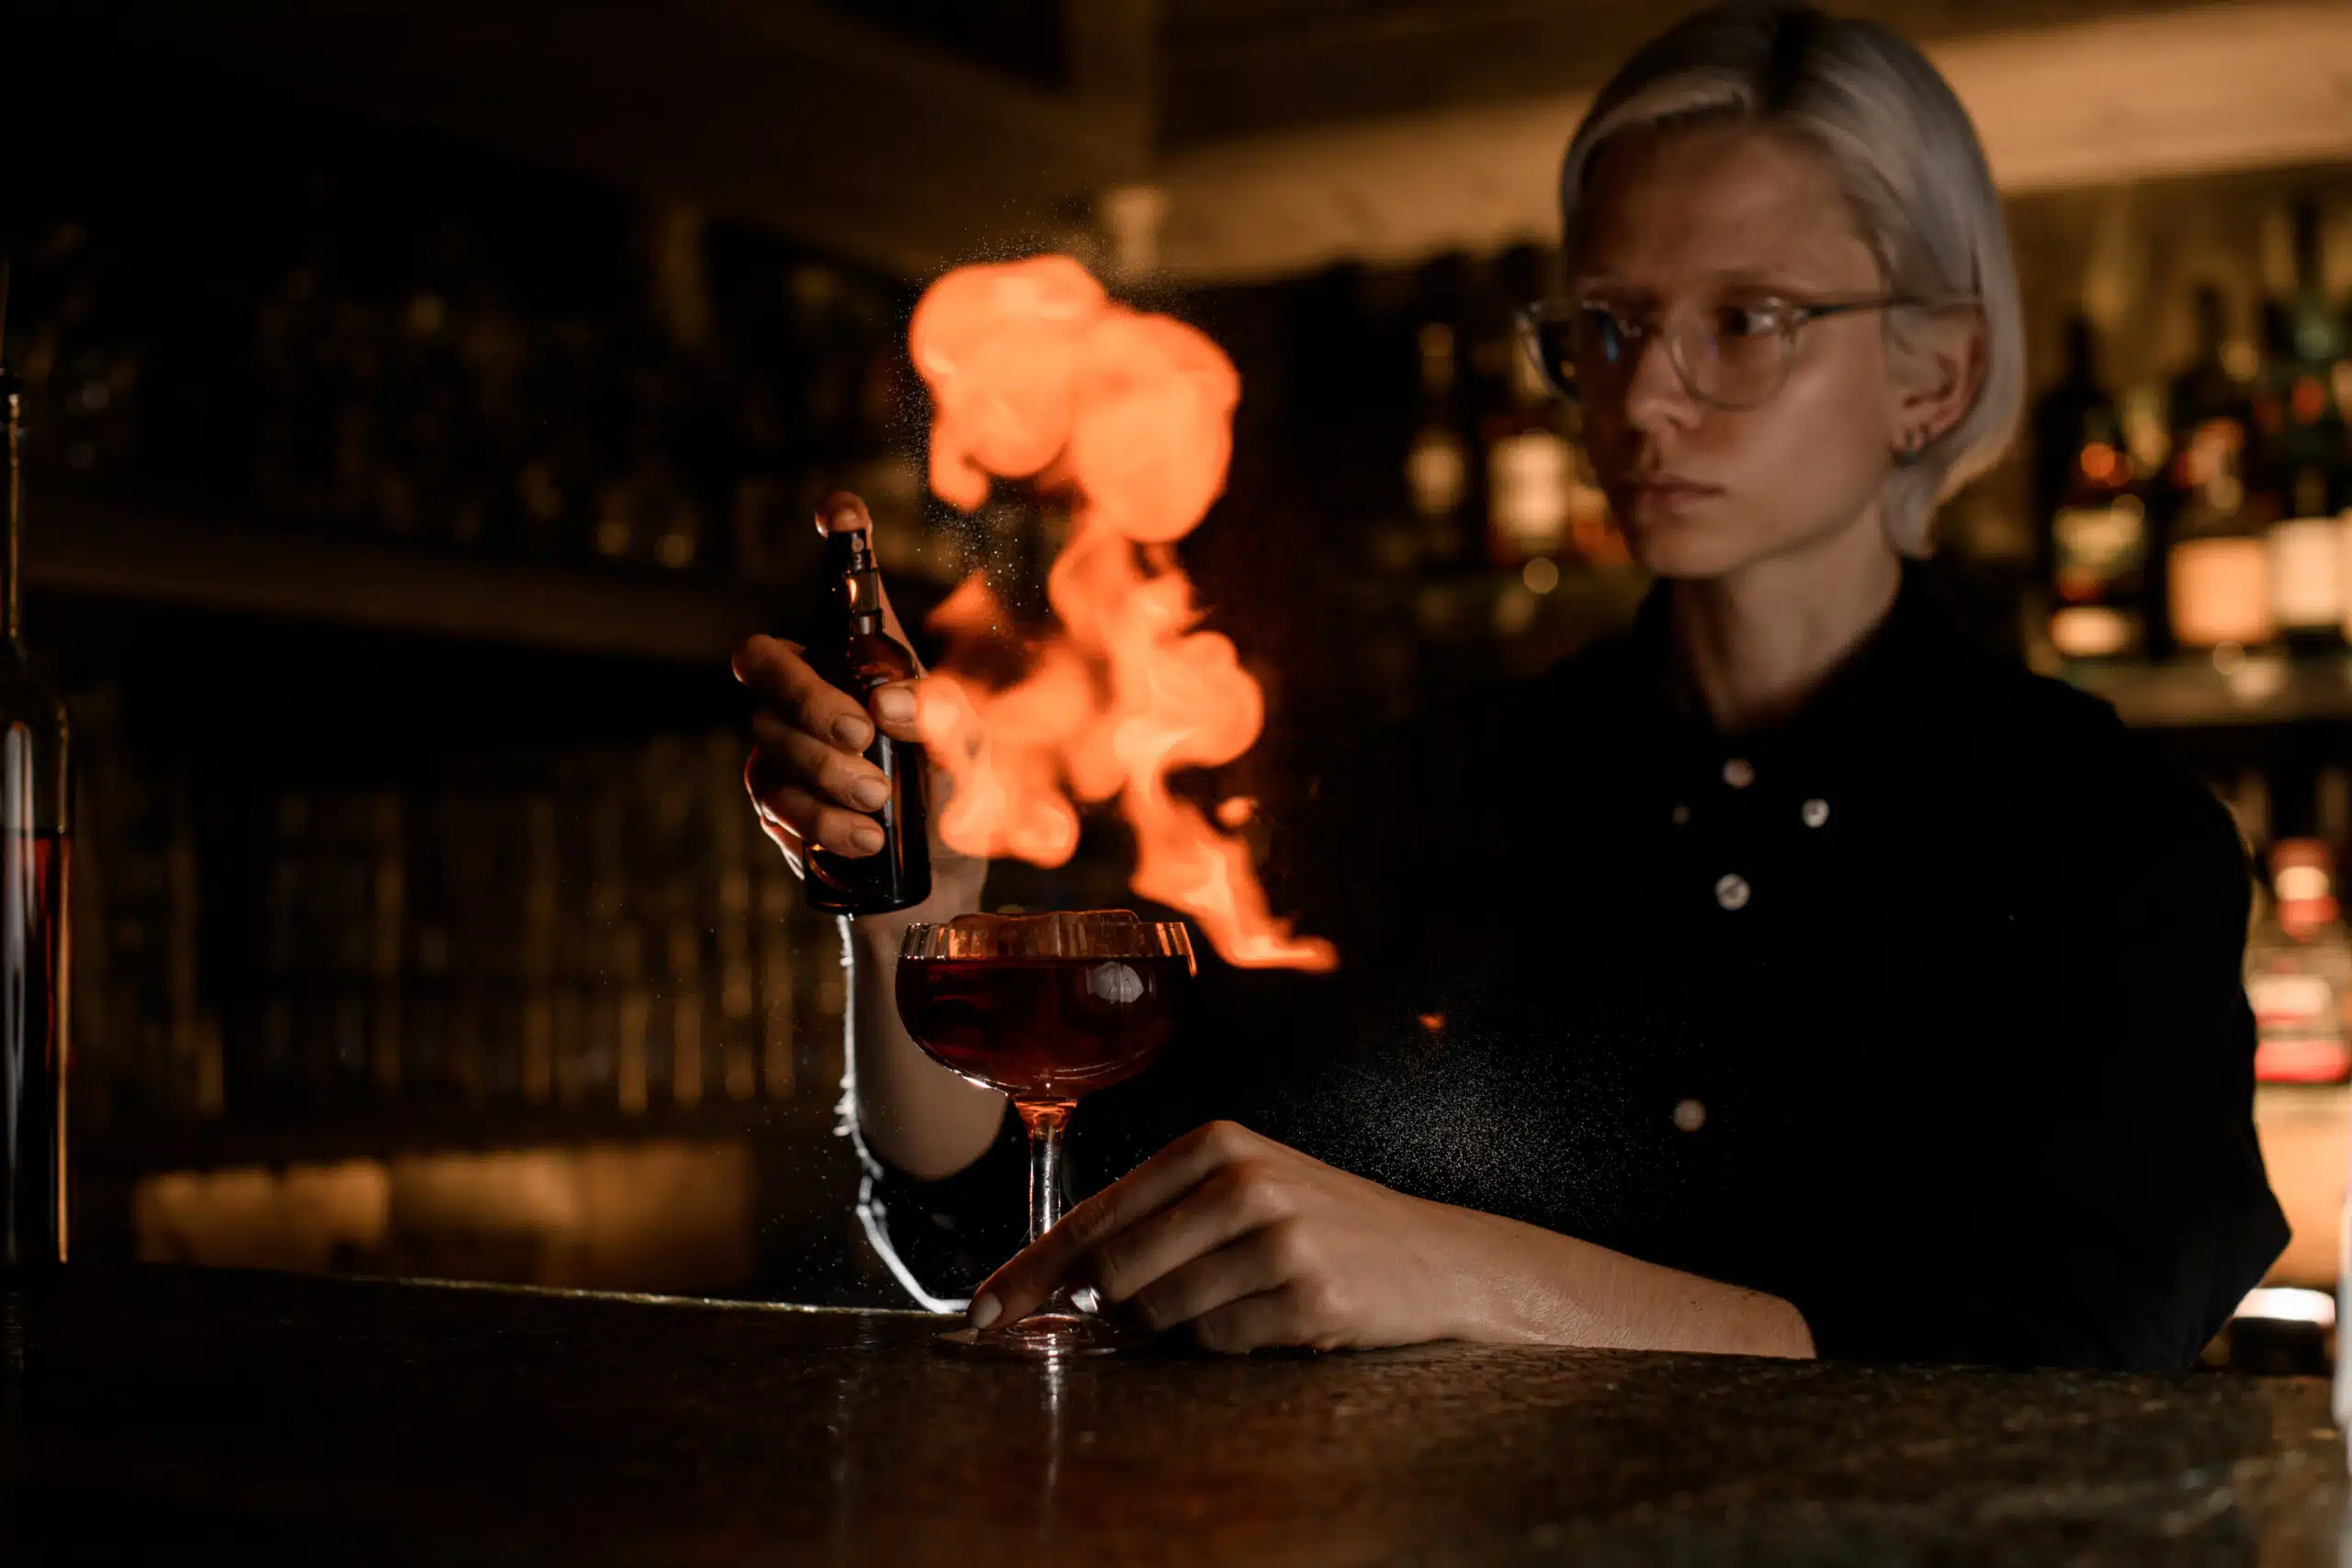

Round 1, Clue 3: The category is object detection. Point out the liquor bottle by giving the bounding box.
[0,261,74,1272]
[803,511,932,916]
[1404,261,1473,567]
[1481,245,1577,570]
[2168,299,2275,654]
[2035,316,2148,660]
[2246,838,2352,1084]
[2265,200,2352,650]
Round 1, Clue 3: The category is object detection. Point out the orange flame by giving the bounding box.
[909,256,1336,973]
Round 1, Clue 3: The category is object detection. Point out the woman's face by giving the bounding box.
[1572,122,1908,581]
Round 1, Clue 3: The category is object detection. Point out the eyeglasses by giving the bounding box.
[1515,291,1978,412]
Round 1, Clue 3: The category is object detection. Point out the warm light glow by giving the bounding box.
[2078,442,2122,484]
[2278,866,2332,903]
[2234,1286,2335,1328]
[2291,376,2327,425]
[1521,557,1561,594]
[909,256,1337,973]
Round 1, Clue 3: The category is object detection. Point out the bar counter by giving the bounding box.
[3,1267,2345,1564]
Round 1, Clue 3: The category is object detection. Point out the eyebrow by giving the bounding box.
[1567,270,1845,296]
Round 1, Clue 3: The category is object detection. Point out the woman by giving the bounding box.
[735,3,2285,1370]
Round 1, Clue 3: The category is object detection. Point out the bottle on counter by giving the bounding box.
[2246,838,2352,1085]
[0,259,74,1273]
[802,509,932,917]
[2034,315,2150,660]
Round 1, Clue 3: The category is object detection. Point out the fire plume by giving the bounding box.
[908,256,1336,973]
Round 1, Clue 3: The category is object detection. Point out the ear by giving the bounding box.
[1887,307,1988,458]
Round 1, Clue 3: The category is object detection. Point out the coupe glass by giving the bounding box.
[896,910,1195,1358]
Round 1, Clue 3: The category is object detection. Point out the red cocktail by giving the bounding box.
[896,910,1194,1357]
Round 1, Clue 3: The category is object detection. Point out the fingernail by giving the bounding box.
[874,687,916,724]
[832,715,872,749]
[850,826,885,854]
[968,1293,1001,1331]
[850,777,889,811]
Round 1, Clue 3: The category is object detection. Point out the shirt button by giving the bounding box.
[1670,804,1690,828]
[1722,758,1755,789]
[1714,874,1751,910]
[1802,798,1830,829]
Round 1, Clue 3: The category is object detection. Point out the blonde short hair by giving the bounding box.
[1558,2,2024,557]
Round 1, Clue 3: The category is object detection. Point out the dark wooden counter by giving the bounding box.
[2,1267,2345,1565]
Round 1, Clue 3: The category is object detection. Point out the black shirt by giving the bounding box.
[862,566,2289,1371]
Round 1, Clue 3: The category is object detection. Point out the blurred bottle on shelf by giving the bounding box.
[1480,246,1576,573]
[0,267,75,1271]
[2034,315,2151,661]
[2167,299,2275,655]
[1403,260,1474,570]
[2247,837,2352,1085]
[2257,199,2352,651]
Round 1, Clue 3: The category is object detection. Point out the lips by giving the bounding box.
[1621,476,1724,514]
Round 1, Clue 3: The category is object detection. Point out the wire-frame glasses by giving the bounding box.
[1516,292,1978,412]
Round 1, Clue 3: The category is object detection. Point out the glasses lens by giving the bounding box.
[1517,310,1579,399]
[1684,303,1790,410]
[1573,305,1629,382]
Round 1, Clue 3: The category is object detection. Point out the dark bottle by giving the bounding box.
[1403,256,1475,568]
[803,513,931,916]
[2034,315,2148,660]
[2261,200,2352,651]
[2164,288,2268,652]
[0,259,74,1272]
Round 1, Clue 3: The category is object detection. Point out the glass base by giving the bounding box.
[933,1310,1134,1359]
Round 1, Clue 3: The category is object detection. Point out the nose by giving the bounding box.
[1620,329,1702,438]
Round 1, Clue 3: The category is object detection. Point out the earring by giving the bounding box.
[1895,433,1923,468]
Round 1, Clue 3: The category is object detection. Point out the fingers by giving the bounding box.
[815,490,870,537]
[868,682,923,742]
[752,719,892,815]
[1121,1219,1301,1335]
[744,751,886,857]
[1089,1160,1290,1311]
[1193,1280,1349,1356]
[971,1121,1268,1327]
[731,636,874,753]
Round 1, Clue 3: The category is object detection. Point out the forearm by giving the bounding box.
[847,861,1007,1180]
[1441,1203,1815,1359]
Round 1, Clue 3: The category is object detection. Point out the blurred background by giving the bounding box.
[4,0,2352,1341]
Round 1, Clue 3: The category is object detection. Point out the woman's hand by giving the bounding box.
[969,1119,1819,1358]
[968,1121,1491,1353]
[731,491,982,907]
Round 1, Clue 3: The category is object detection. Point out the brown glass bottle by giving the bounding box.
[805,516,932,916]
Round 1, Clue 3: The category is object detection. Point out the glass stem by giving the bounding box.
[1019,1099,1079,1321]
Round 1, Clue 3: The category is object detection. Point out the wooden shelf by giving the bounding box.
[79,1098,837,1179]
[2066,652,2352,729]
[25,495,774,665]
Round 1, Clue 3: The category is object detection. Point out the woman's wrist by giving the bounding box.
[1430,1204,1814,1358]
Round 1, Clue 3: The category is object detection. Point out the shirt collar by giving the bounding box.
[1623,561,1975,784]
